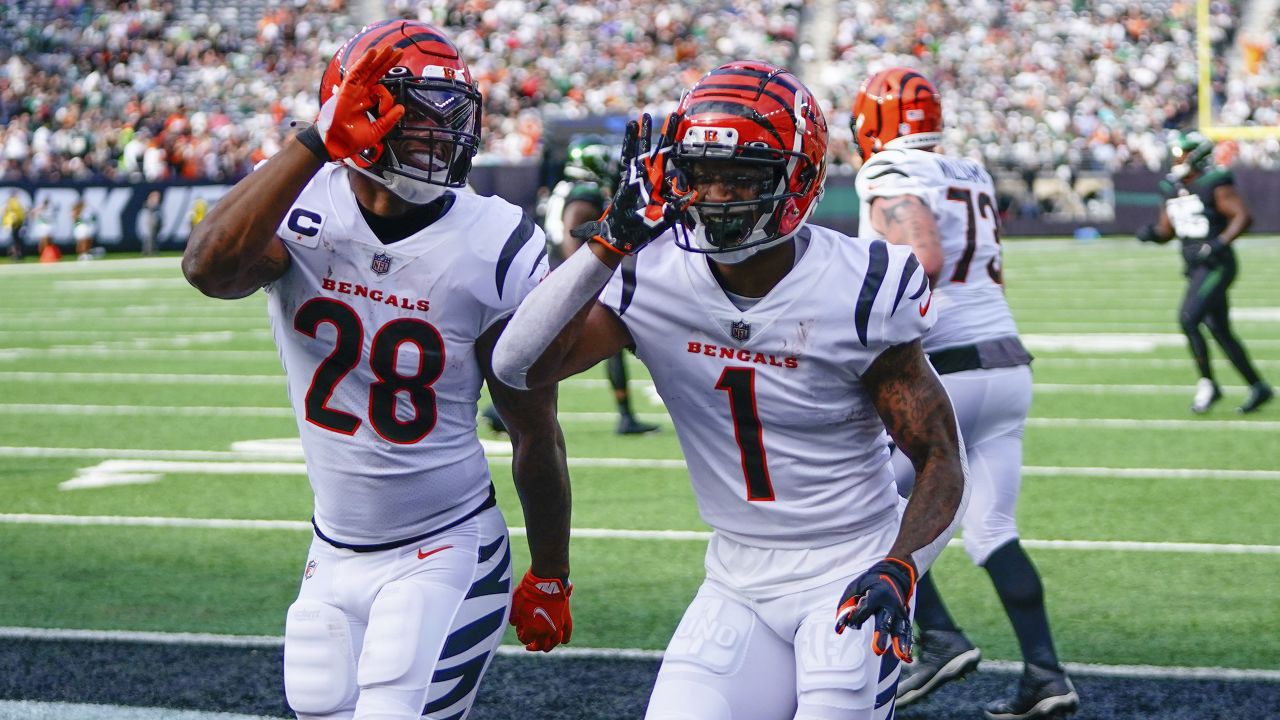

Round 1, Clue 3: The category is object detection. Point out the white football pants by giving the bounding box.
[645,521,905,720]
[892,364,1032,565]
[284,505,511,720]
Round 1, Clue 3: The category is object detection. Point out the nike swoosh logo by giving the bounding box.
[417,545,452,560]
[919,293,932,317]
[532,606,557,631]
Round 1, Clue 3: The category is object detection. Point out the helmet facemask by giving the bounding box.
[672,130,815,265]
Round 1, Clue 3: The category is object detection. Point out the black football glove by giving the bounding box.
[1183,236,1228,267]
[834,557,916,663]
[1136,223,1162,244]
[570,113,697,255]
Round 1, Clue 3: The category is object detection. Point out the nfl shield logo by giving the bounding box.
[731,320,751,342]
[371,252,393,275]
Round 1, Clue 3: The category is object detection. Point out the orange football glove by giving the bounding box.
[300,44,406,162]
[834,557,916,663]
[509,569,573,652]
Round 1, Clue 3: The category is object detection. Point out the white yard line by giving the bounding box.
[0,626,1276,682]
[0,701,276,720]
[2,514,1278,556]
[2,401,1278,432]
[2,446,1276,482]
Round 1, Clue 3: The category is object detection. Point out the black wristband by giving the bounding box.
[295,125,329,162]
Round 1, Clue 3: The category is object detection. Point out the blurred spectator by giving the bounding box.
[139,189,162,255]
[2,191,25,261]
[72,197,96,259]
[28,197,53,256]
[0,0,1276,182]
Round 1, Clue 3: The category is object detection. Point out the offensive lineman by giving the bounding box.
[1137,131,1273,414]
[493,61,968,720]
[182,21,573,720]
[852,68,1077,720]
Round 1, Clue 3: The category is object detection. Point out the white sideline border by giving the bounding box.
[0,626,1276,683]
[2,514,1278,555]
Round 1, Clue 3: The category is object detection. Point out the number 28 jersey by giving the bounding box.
[267,165,548,548]
[856,148,1017,352]
[600,225,935,548]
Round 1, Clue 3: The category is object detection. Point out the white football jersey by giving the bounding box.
[267,164,548,548]
[856,148,1018,351]
[600,225,936,548]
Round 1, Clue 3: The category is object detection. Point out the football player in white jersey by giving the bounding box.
[492,61,968,720]
[852,68,1077,720]
[181,20,573,720]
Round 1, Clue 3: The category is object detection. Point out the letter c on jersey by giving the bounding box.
[287,208,324,238]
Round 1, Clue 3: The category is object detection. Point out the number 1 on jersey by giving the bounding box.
[715,367,775,501]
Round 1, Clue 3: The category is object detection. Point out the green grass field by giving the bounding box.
[1,237,1278,673]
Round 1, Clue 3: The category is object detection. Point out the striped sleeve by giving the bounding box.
[482,210,548,331]
[851,240,935,373]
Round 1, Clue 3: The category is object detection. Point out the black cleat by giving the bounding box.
[480,405,507,434]
[616,414,659,435]
[1237,383,1274,414]
[1190,378,1222,414]
[984,664,1079,720]
[896,629,982,707]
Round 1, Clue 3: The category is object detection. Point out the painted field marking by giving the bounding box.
[0,700,276,720]
[2,514,1279,556]
[0,626,1277,682]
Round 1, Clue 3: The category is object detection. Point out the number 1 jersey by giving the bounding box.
[599,226,935,548]
[266,165,548,548]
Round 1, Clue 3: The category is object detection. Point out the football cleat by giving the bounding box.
[1237,383,1273,414]
[896,629,982,707]
[984,664,1079,720]
[616,414,659,435]
[1190,378,1222,414]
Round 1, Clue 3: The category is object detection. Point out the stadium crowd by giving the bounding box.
[0,0,1277,184]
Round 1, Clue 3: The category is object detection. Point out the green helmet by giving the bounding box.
[1169,130,1215,179]
[564,135,618,188]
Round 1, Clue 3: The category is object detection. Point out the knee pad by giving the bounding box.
[645,678,734,720]
[284,599,358,716]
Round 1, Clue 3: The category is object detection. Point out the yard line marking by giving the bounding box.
[0,701,277,720]
[1033,357,1280,369]
[1025,417,1280,431]
[0,626,1276,682]
[1023,333,1280,353]
[1034,383,1249,395]
[2,446,1276,482]
[0,347,278,362]
[0,371,285,385]
[2,514,1278,555]
[3,399,1277,431]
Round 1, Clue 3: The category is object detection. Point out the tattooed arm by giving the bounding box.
[863,339,967,573]
[869,195,943,286]
[182,137,324,299]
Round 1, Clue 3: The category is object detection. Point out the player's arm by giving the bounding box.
[864,340,966,569]
[559,198,604,256]
[868,195,943,285]
[181,141,316,298]
[835,339,966,661]
[1137,205,1175,244]
[492,112,694,390]
[478,321,575,652]
[183,45,405,299]
[1213,184,1252,244]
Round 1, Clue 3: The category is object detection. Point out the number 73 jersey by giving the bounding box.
[856,148,1017,351]
[600,226,935,548]
[264,165,547,548]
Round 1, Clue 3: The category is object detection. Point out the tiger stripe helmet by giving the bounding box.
[320,19,481,191]
[668,61,828,261]
[851,67,942,160]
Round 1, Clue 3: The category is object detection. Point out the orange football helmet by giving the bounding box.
[851,67,942,160]
[321,19,481,194]
[668,61,828,262]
